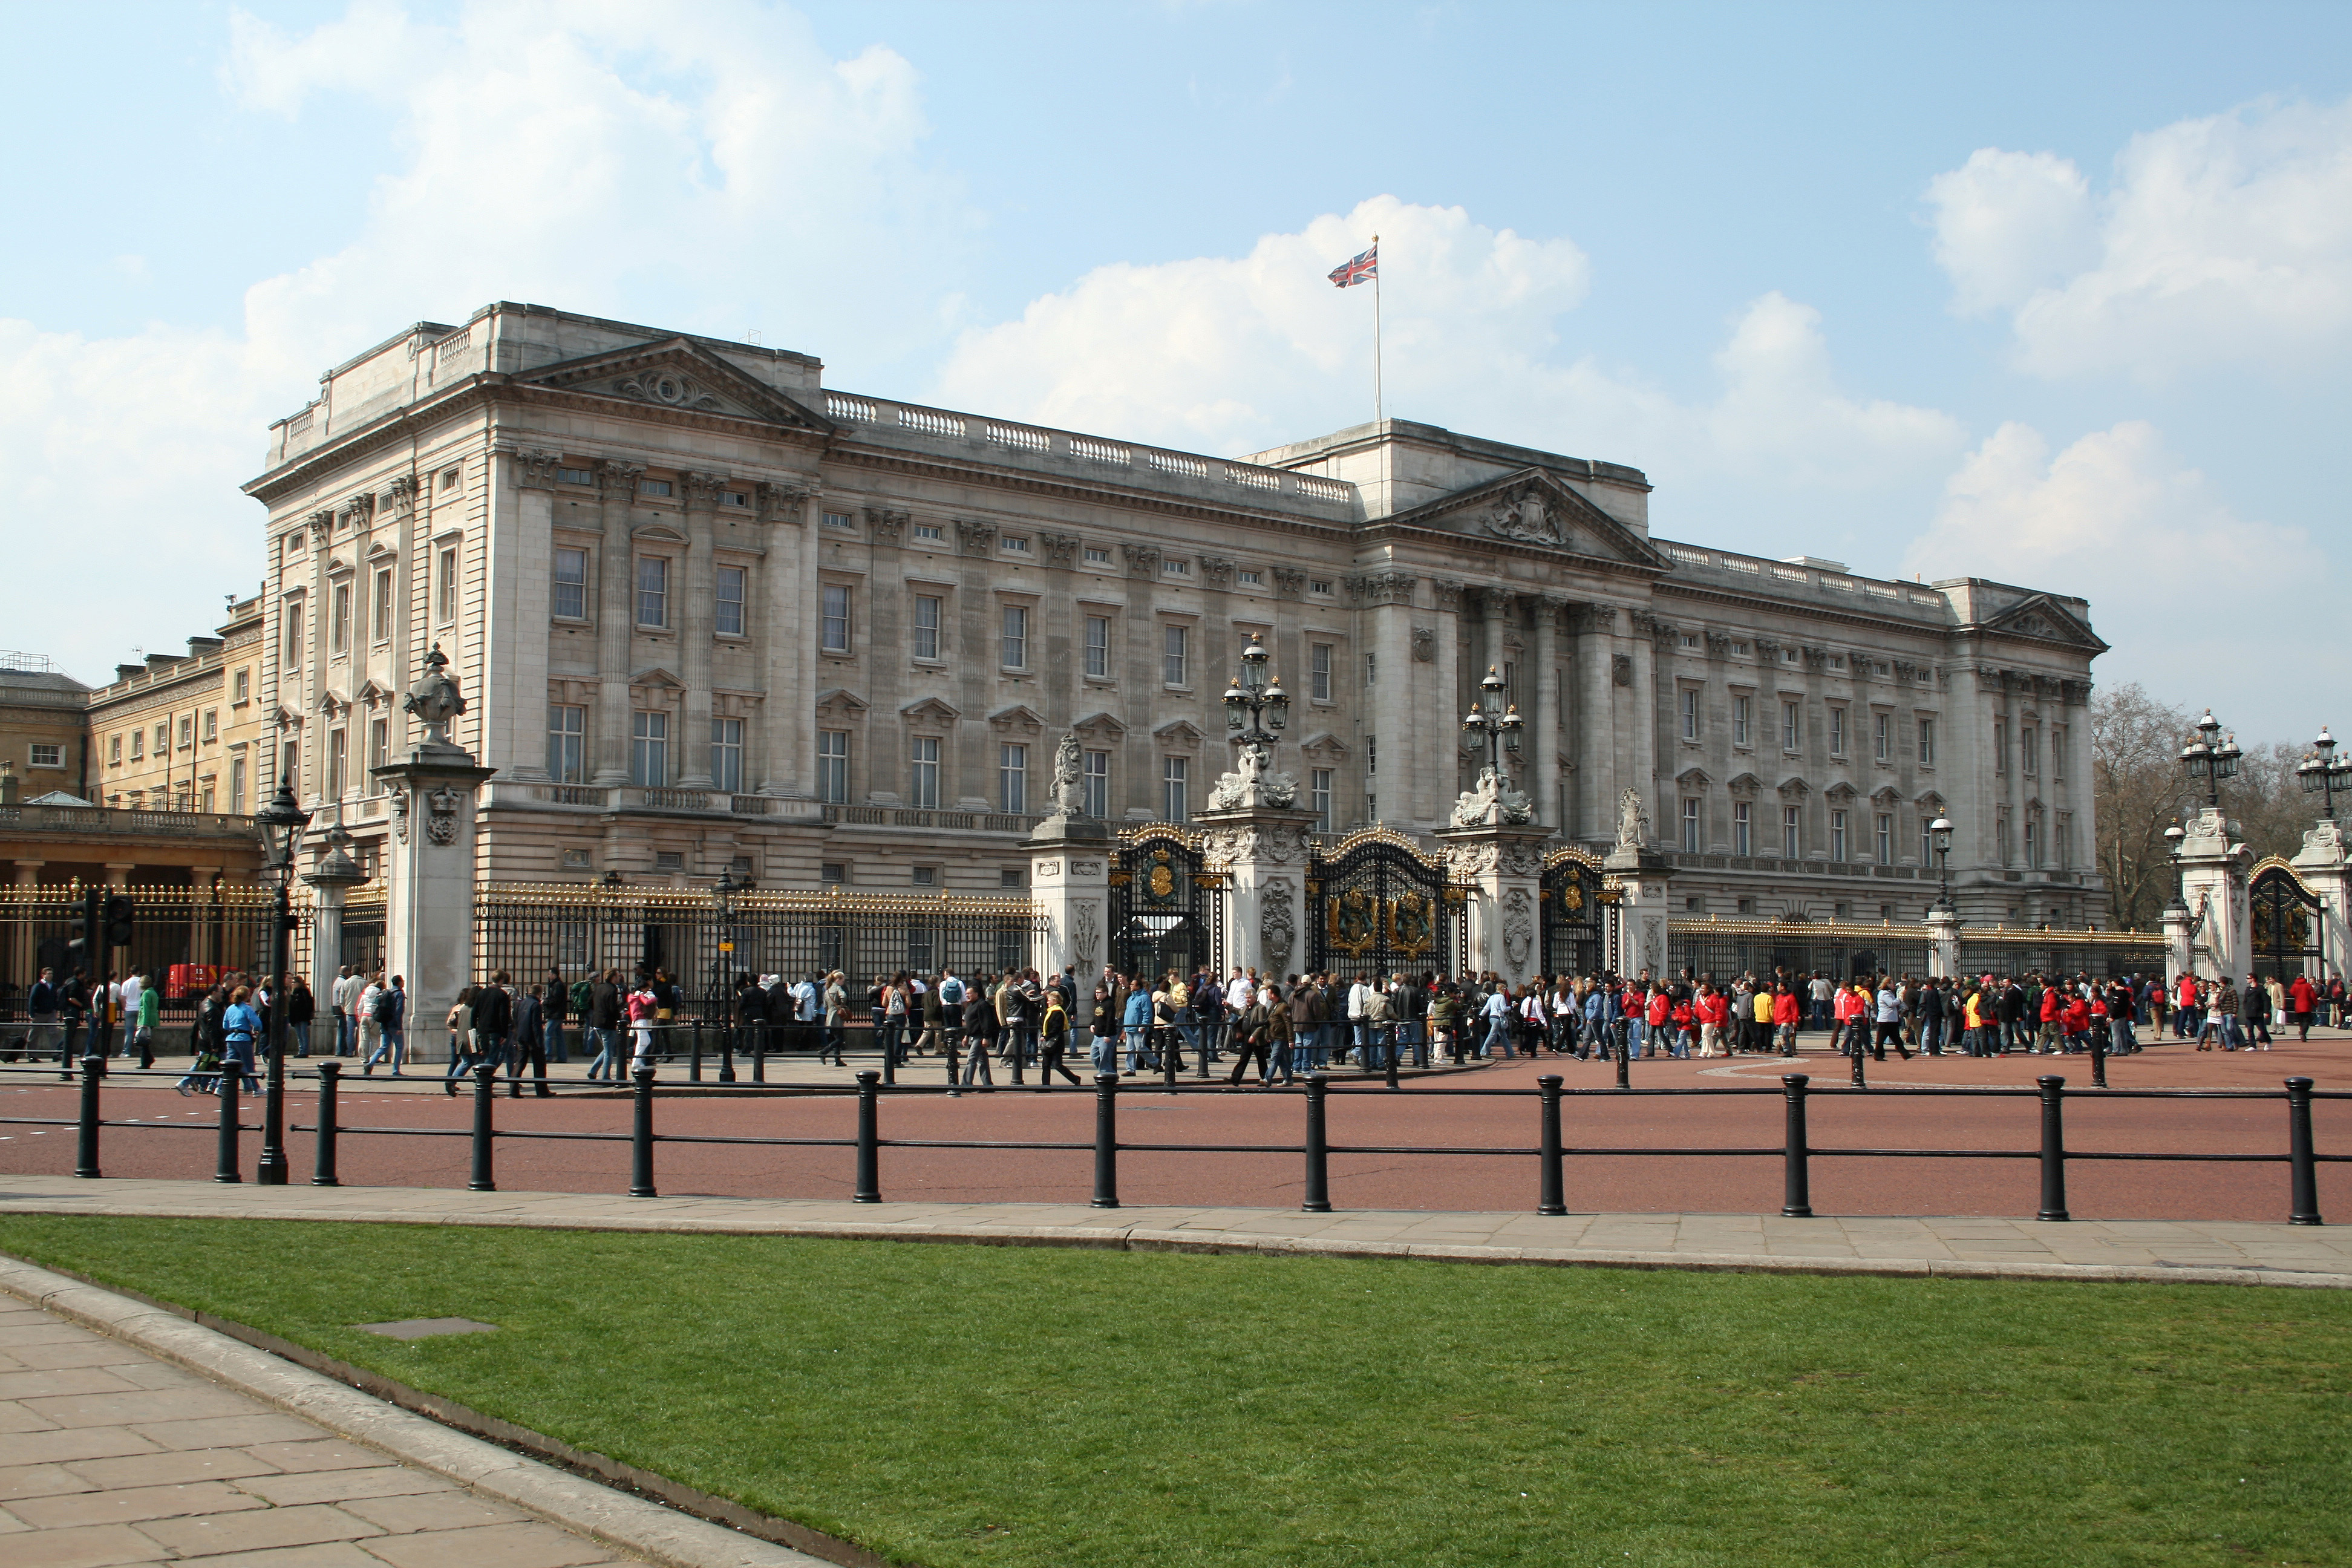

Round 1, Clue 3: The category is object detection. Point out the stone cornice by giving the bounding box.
[1650,580,1993,649]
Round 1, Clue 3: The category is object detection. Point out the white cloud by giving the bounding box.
[1904,421,2339,730]
[1927,97,2352,379]
[933,200,1963,517]
[5,0,972,686]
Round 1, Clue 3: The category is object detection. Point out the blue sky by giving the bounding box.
[5,1,2347,744]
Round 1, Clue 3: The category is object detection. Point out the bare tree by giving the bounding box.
[2092,684,2195,930]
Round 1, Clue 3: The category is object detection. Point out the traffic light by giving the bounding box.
[103,893,135,949]
[64,890,100,976]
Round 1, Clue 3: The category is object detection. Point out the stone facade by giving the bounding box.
[85,598,269,820]
[241,302,2108,926]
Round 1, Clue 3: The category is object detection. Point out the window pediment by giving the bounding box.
[1071,710,1126,743]
[1298,730,1347,762]
[988,703,1045,735]
[1776,776,1810,800]
[900,696,960,728]
[1725,772,1762,797]
[814,687,869,720]
[1154,719,1204,750]
[1674,766,1711,789]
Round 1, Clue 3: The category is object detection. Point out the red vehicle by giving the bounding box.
[166,964,221,1001]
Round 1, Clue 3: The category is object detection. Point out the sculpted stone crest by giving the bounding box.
[1502,887,1535,970]
[1451,766,1533,828]
[1261,880,1296,975]
[425,785,462,845]
[1208,740,1298,812]
[1481,482,1564,547]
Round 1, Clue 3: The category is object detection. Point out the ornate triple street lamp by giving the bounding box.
[1220,633,1290,751]
[2163,820,2187,914]
[1461,665,1523,776]
[1929,815,1955,913]
[2180,708,2242,810]
[2296,726,2352,819]
[251,780,312,1186]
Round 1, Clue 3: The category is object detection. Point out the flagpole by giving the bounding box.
[1371,232,1383,425]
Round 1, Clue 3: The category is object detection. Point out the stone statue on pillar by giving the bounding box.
[1601,785,1673,982]
[373,644,494,1062]
[1027,730,1114,988]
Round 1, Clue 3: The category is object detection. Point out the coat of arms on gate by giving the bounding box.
[1330,889,1378,955]
[1147,847,1176,902]
[1391,891,1434,956]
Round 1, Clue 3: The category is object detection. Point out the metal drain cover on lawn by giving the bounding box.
[356,1318,500,1340]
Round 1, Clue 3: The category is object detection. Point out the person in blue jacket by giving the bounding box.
[1121,979,1154,1075]
[220,985,263,1096]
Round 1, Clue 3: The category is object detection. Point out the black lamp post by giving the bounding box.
[252,780,312,1185]
[2297,726,2351,819]
[1460,664,1524,776]
[1929,815,1954,912]
[2180,708,2242,810]
[708,864,748,1083]
[2163,820,2187,913]
[1220,633,1291,753]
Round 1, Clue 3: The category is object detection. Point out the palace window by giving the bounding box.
[332,583,351,655]
[909,735,939,809]
[1084,546,1111,565]
[1682,798,1700,852]
[912,522,943,543]
[230,754,247,814]
[1783,701,1800,751]
[1733,695,1751,748]
[913,595,942,662]
[179,716,192,749]
[203,710,218,742]
[1163,623,1188,687]
[1994,717,2010,773]
[2022,725,2039,776]
[630,710,668,788]
[1918,717,1936,766]
[439,466,461,492]
[1312,642,1333,702]
[436,547,458,625]
[280,738,299,793]
[823,511,854,531]
[372,569,394,642]
[1002,604,1028,669]
[2024,817,2040,869]
[1083,750,1110,818]
[1921,815,1936,867]
[29,742,62,769]
[284,598,304,671]
[635,557,668,628]
[1312,769,1333,833]
[234,667,250,704]
[108,734,121,765]
[714,566,746,637]
[1679,688,1698,741]
[711,718,743,794]
[1239,569,1263,587]
[130,730,143,761]
[817,730,849,804]
[1831,808,1849,862]
[1162,557,1191,578]
[547,706,586,783]
[999,743,1027,814]
[1161,756,1188,821]
[1084,615,1110,679]
[1784,805,1801,858]
[557,466,593,486]
[368,718,388,785]
[552,548,589,621]
[1002,534,1031,555]
[1873,711,1890,762]
[1875,811,1893,864]
[639,478,673,498]
[820,584,851,653]
[326,728,347,799]
[1829,706,1846,756]
[1733,800,1751,857]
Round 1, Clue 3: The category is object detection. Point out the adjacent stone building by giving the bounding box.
[241,301,2109,929]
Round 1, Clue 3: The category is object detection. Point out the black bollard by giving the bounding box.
[74,1053,103,1179]
[312,1060,341,1187]
[719,1022,736,1085]
[2036,1075,2069,1222]
[854,1069,881,1203]
[1385,1031,1400,1091]
[1302,1072,1331,1213]
[2089,1022,2108,1089]
[2287,1077,2323,1226]
[881,1025,897,1088]
[468,1062,497,1193]
[1537,1075,1565,1217]
[1092,1072,1120,1209]
[215,1068,241,1184]
[690,1019,704,1084]
[751,1021,766,1084]
[1780,1074,1812,1218]
[629,1064,658,1198]
[1615,1035,1630,1090]
[1850,1028,1867,1088]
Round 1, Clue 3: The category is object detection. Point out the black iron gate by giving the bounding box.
[2250,859,2325,982]
[1539,849,1603,978]
[1306,828,1462,979]
[1109,827,1223,982]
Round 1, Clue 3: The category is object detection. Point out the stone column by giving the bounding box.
[1361,573,1416,825]
[8,859,38,985]
[492,449,557,779]
[2175,806,2249,982]
[590,461,644,786]
[1530,596,1563,832]
[1431,581,1465,814]
[373,650,495,1063]
[103,863,135,889]
[757,482,813,798]
[1198,805,1319,982]
[2291,818,2352,983]
[1603,831,1674,982]
[676,472,722,789]
[302,828,367,1001]
[1026,814,1115,991]
[1926,905,1960,979]
[2162,898,2195,987]
[1436,823,1550,988]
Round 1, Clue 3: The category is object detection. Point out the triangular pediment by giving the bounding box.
[1071,710,1126,743]
[1777,776,1810,799]
[1674,766,1711,789]
[901,696,960,727]
[629,666,685,690]
[814,687,868,719]
[1390,467,1668,570]
[1823,781,1857,803]
[1726,771,1762,796]
[1976,593,2108,653]
[1154,719,1204,748]
[512,338,832,434]
[1298,730,1347,761]
[988,703,1045,734]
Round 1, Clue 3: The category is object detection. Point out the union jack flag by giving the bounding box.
[1327,243,1378,288]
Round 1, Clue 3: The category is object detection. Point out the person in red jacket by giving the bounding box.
[1771,983,1801,1056]
[2176,973,2200,1040]
[1695,984,1731,1057]
[2061,991,2092,1053]
[2289,973,2319,1042]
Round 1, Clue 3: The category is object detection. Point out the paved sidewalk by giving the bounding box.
[0,1293,651,1567]
[2,1175,2345,1288]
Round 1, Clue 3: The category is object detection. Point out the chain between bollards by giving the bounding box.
[2036,1075,2069,1221]
[74,1053,103,1179]
[468,1061,497,1192]
[1537,1075,1565,1217]
[1780,1074,1811,1218]
[214,1067,241,1184]
[628,1065,658,1198]
[312,1060,341,1186]
[1092,1072,1120,1209]
[854,1069,881,1203]
[1301,1073,1331,1212]
[2286,1076,2322,1226]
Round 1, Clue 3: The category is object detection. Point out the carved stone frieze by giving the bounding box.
[683,471,727,508]
[1123,542,1160,577]
[1802,645,1828,671]
[513,449,561,491]
[1502,886,1535,969]
[864,507,907,546]
[758,481,811,526]
[306,509,335,541]
[956,518,997,556]
[1272,566,1306,599]
[615,370,720,410]
[381,473,417,518]
[1200,820,1313,868]
[1197,555,1234,588]
[1349,572,1417,607]
[1261,880,1296,976]
[1612,653,1633,686]
[1480,480,1566,547]
[1039,532,1079,569]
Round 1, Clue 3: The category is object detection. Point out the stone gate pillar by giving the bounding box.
[1197,804,1318,983]
[1435,824,1550,988]
[1598,786,1673,981]
[1926,905,1961,979]
[301,819,367,1005]
[2175,807,2249,982]
[372,648,494,1063]
[2291,818,2352,984]
[1027,814,1114,992]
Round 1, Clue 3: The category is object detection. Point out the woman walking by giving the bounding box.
[219,985,263,1097]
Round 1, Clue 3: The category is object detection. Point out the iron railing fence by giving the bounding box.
[6,1058,2339,1229]
[1669,920,1932,985]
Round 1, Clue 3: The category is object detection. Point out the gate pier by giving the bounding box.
[1434,823,1551,989]
[1195,804,1316,981]
[1027,813,1115,993]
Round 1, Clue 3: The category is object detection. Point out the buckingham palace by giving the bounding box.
[243,301,2108,932]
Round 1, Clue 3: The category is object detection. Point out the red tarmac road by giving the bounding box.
[2,1036,2345,1224]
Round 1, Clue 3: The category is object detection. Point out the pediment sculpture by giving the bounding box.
[1451,765,1534,828]
[1481,483,1564,547]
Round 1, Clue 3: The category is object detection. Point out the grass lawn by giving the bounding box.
[1,1218,2345,1567]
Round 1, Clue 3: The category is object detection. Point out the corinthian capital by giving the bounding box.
[597,460,645,502]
